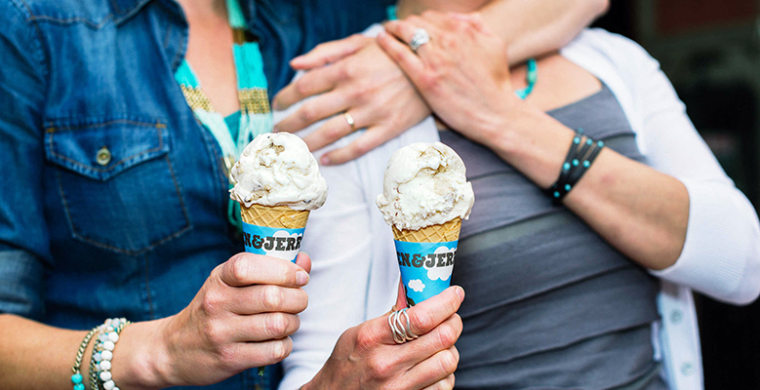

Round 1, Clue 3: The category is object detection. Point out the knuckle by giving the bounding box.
[438,349,458,374]
[201,319,225,346]
[229,255,251,283]
[271,338,292,362]
[419,73,440,91]
[355,325,380,351]
[352,140,372,157]
[261,286,284,310]
[265,313,289,338]
[295,289,309,312]
[294,78,312,97]
[409,308,433,332]
[437,323,458,348]
[367,354,394,379]
[200,289,224,316]
[217,343,240,367]
[324,123,345,140]
[298,105,317,123]
[341,63,357,80]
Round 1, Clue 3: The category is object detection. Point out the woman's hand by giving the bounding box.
[117,253,312,388]
[302,285,465,390]
[272,35,431,166]
[377,12,520,145]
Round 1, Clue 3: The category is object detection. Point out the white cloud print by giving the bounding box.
[264,230,302,261]
[424,246,456,281]
[408,279,426,293]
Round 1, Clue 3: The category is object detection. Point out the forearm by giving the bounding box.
[0,314,167,390]
[487,104,688,270]
[478,0,609,64]
[0,314,88,389]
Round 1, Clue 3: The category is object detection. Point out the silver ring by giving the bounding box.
[408,28,430,52]
[388,310,406,344]
[398,308,419,341]
[343,112,356,132]
[388,308,418,344]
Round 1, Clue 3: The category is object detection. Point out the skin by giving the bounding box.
[272,0,609,165]
[0,1,463,389]
[376,13,690,270]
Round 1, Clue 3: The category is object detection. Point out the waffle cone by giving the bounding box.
[240,204,310,229]
[392,218,462,243]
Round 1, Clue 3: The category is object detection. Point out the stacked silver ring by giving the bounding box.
[409,28,430,52]
[388,308,419,344]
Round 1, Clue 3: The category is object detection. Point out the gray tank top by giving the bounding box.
[440,84,667,390]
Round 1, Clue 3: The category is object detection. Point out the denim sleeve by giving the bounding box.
[0,1,51,318]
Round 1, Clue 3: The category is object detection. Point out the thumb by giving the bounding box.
[394,278,409,310]
[295,252,312,274]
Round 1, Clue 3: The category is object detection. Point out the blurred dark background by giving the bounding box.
[593,1,760,388]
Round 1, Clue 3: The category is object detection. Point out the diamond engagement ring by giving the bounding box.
[408,28,430,52]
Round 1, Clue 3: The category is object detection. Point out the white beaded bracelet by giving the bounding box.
[90,318,130,390]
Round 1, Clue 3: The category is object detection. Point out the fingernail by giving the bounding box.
[296,270,309,286]
[320,155,331,165]
[272,100,281,111]
[454,286,465,301]
[272,125,280,133]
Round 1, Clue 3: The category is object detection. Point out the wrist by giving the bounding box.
[110,319,172,390]
[489,102,576,188]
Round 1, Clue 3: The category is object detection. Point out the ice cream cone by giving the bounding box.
[240,204,310,229]
[391,218,461,243]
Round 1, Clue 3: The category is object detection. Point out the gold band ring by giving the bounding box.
[343,112,356,132]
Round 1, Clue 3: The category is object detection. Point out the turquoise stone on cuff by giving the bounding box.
[74,384,85,390]
[563,162,571,171]
[572,159,579,166]
[553,191,560,198]
[71,373,83,384]
[583,160,590,168]
[564,184,571,191]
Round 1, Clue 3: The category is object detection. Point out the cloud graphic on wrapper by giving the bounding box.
[424,246,456,281]
[408,279,426,293]
[264,230,301,261]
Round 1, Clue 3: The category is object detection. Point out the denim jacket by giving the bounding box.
[0,0,388,388]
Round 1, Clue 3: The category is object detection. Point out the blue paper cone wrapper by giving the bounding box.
[394,240,459,306]
[242,222,305,263]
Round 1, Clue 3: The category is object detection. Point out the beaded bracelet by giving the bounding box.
[89,318,131,390]
[546,130,604,205]
[71,324,106,390]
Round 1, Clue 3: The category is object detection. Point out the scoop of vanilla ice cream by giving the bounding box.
[376,142,474,231]
[229,133,327,210]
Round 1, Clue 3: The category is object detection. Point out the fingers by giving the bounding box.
[404,286,464,338]
[397,313,462,366]
[295,252,312,274]
[220,337,294,369]
[394,278,408,311]
[376,29,425,85]
[365,286,464,346]
[227,284,308,315]
[273,64,343,112]
[316,124,392,165]
[275,89,350,132]
[418,371,456,390]
[218,253,309,288]
[227,312,301,342]
[387,346,459,390]
[289,34,371,70]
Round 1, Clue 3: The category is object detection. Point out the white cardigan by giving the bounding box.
[275,28,760,390]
